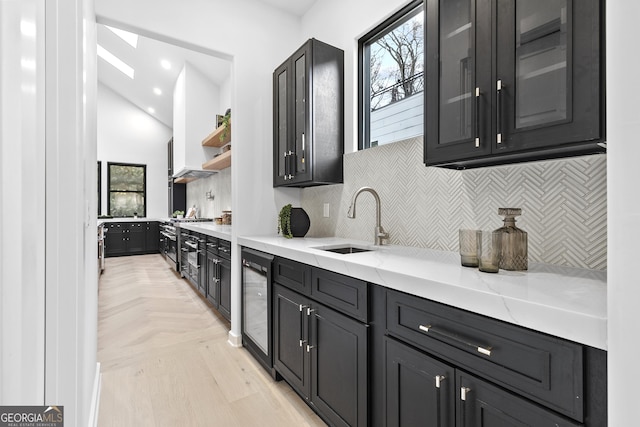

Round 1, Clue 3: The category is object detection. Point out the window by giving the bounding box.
[359,0,424,149]
[107,162,146,217]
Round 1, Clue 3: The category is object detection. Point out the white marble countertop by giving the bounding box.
[179,223,232,240]
[238,235,607,350]
[98,217,165,226]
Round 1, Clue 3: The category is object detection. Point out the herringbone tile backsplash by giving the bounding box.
[301,137,607,270]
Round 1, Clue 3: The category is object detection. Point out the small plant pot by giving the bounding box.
[289,207,310,237]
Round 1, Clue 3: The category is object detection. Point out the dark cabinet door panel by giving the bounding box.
[273,284,309,398]
[205,251,219,308]
[457,372,582,427]
[385,337,455,427]
[310,303,367,427]
[311,268,368,322]
[218,257,231,321]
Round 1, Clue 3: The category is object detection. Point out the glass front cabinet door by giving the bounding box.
[425,0,603,168]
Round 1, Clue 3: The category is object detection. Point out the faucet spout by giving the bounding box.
[347,186,389,245]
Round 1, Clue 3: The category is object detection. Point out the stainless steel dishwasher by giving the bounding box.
[241,248,276,378]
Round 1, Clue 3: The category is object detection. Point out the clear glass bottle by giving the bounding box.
[494,208,528,271]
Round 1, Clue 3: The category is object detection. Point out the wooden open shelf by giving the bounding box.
[174,176,198,184]
[202,150,231,171]
[202,120,231,147]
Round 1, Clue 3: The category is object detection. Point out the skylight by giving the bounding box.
[97,44,135,79]
[105,25,139,48]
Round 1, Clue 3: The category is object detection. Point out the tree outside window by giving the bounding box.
[360,1,424,149]
[108,162,146,217]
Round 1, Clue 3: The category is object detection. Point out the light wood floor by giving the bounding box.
[97,254,326,427]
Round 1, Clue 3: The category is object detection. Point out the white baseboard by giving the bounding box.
[87,362,101,427]
[227,330,242,347]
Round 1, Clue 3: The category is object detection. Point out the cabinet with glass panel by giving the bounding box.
[273,39,344,187]
[424,0,604,169]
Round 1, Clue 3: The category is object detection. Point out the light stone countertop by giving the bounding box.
[237,235,607,350]
[179,223,232,240]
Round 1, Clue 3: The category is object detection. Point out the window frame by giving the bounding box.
[107,162,147,218]
[358,0,425,150]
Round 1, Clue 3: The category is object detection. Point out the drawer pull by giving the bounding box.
[435,375,445,389]
[299,339,307,348]
[418,324,492,357]
[306,344,315,353]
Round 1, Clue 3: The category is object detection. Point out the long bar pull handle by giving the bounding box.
[435,375,445,389]
[496,80,503,144]
[461,387,471,401]
[301,133,305,164]
[418,324,492,357]
[474,87,481,148]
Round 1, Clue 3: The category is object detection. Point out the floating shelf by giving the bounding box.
[202,120,231,147]
[174,176,198,184]
[202,150,231,171]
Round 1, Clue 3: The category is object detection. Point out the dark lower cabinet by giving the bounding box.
[273,281,368,427]
[310,303,367,427]
[205,250,220,308]
[385,337,454,427]
[204,237,231,322]
[457,372,581,427]
[218,257,231,321]
[104,221,160,257]
[273,284,308,396]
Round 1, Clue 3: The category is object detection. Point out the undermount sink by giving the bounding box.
[317,245,374,254]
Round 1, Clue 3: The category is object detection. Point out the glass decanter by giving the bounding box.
[494,208,528,271]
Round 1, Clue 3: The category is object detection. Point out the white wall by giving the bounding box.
[97,83,172,218]
[606,0,640,424]
[302,0,411,153]
[173,62,221,172]
[0,0,46,405]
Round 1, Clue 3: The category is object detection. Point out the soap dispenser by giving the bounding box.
[494,208,528,271]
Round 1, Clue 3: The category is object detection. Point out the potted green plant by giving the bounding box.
[277,204,293,238]
[172,210,184,219]
[219,109,231,143]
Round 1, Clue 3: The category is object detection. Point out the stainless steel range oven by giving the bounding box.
[160,222,178,270]
[241,248,276,378]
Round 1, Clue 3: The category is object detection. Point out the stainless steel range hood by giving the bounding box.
[173,166,217,180]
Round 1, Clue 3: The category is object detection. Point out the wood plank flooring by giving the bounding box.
[98,254,326,427]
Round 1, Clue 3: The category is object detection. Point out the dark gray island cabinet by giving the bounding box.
[104,221,160,257]
[268,255,606,427]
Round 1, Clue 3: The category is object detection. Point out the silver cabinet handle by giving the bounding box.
[306,307,315,316]
[299,304,308,312]
[419,324,492,357]
[306,344,314,353]
[474,87,481,148]
[299,339,307,347]
[461,387,471,401]
[435,375,445,389]
[496,79,503,144]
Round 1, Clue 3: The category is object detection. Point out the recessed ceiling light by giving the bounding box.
[148,107,156,114]
[153,87,162,96]
[97,44,135,79]
[160,59,171,70]
[105,25,139,48]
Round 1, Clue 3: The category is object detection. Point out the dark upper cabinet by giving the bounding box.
[425,0,604,169]
[273,38,344,187]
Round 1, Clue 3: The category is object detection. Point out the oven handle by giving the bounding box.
[161,231,176,241]
[184,241,198,249]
